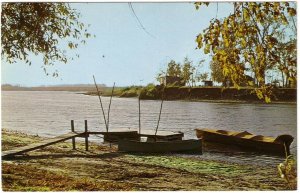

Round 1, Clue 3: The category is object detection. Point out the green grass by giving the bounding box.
[1,129,41,151]
[125,154,252,177]
[2,129,293,191]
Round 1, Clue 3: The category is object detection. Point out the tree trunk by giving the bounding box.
[257,68,266,87]
[281,71,285,87]
[285,76,289,88]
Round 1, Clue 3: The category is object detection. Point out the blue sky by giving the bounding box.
[2,2,234,87]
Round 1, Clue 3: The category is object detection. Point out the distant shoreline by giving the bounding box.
[84,86,297,105]
[1,84,107,92]
[166,98,297,105]
[1,87,297,105]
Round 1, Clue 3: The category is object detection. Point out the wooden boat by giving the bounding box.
[139,129,184,141]
[195,128,294,156]
[89,128,140,143]
[92,130,139,143]
[118,139,202,154]
[117,89,200,154]
[95,128,184,143]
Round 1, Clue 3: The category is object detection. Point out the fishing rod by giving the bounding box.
[138,92,141,134]
[154,85,165,140]
[93,75,108,132]
[107,82,115,131]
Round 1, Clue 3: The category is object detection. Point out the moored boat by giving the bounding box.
[195,128,293,156]
[118,139,202,154]
[95,130,139,142]
[94,128,184,143]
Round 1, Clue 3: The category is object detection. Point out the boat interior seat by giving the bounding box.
[216,130,229,134]
[232,131,252,137]
[250,135,275,142]
[250,135,265,141]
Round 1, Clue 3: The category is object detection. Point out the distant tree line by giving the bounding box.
[157,57,209,87]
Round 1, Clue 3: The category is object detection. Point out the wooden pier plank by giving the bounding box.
[2,132,85,158]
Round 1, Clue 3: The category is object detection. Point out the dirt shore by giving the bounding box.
[1,129,294,191]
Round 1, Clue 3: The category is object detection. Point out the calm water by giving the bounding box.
[1,91,297,165]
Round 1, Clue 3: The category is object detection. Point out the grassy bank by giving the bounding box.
[85,85,296,104]
[1,129,294,191]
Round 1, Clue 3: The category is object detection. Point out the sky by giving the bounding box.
[1,2,234,87]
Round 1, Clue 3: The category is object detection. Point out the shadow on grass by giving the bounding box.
[2,150,123,161]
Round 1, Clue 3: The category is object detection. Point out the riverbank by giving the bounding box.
[85,86,296,104]
[1,129,294,191]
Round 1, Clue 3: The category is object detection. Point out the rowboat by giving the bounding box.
[94,128,184,143]
[118,139,202,154]
[91,130,139,142]
[139,129,184,141]
[195,128,293,156]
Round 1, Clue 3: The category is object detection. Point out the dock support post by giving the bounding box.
[85,120,89,151]
[71,120,76,150]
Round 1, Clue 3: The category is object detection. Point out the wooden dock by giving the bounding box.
[2,132,86,159]
[2,120,185,159]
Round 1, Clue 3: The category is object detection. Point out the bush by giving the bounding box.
[120,86,142,97]
[140,84,163,100]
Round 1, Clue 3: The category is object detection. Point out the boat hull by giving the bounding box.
[96,129,184,143]
[99,131,139,142]
[118,139,202,154]
[195,129,293,156]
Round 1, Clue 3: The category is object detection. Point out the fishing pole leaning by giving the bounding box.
[107,82,115,130]
[93,75,108,132]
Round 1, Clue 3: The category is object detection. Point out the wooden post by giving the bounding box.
[71,120,76,150]
[138,95,141,134]
[85,120,89,151]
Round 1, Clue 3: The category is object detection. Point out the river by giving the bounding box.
[1,91,297,165]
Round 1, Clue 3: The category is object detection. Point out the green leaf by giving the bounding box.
[256,89,263,99]
[265,96,271,103]
[241,38,246,48]
[243,9,250,22]
[224,39,229,47]
[204,44,210,54]
[196,34,203,48]
[248,81,254,86]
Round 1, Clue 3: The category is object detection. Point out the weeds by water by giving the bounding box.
[278,155,297,189]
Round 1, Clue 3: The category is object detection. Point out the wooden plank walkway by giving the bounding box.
[2,132,85,159]
[2,127,184,159]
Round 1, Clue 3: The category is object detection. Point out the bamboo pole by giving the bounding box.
[84,120,89,151]
[154,86,165,140]
[107,82,115,131]
[93,75,108,132]
[154,99,163,137]
[138,94,141,134]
